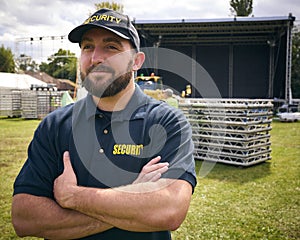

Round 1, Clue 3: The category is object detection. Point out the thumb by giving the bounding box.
[63,151,71,170]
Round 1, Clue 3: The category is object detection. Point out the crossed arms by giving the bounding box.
[12,152,193,239]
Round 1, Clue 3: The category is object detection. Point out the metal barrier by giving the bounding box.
[21,90,62,119]
[0,88,62,119]
[0,89,22,117]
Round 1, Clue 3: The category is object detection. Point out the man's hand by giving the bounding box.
[52,152,190,232]
[54,151,77,209]
[133,156,169,184]
[54,152,169,208]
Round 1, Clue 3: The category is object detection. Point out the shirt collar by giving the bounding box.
[84,84,150,121]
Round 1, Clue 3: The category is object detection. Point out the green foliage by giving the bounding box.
[18,54,39,72]
[0,45,15,73]
[94,1,124,13]
[230,0,253,16]
[39,48,77,82]
[292,30,300,98]
[0,118,299,239]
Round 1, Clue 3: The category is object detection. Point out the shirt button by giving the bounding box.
[99,148,104,153]
[103,129,109,134]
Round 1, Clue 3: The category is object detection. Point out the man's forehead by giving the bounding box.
[82,27,124,42]
[81,29,134,51]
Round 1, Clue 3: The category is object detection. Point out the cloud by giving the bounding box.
[125,0,230,20]
[0,0,94,38]
[1,1,54,30]
[0,0,298,63]
[253,0,299,18]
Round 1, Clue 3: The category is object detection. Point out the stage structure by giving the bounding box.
[14,35,75,66]
[134,14,296,102]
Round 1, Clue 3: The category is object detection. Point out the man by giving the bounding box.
[163,88,179,108]
[12,8,197,240]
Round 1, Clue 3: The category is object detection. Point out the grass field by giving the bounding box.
[0,117,299,239]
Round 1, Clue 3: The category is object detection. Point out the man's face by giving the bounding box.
[80,28,135,98]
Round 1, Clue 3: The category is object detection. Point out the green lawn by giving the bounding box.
[0,118,299,239]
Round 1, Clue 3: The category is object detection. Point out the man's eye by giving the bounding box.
[82,45,93,50]
[106,45,119,50]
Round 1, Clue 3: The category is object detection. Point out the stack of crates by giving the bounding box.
[21,90,38,119]
[21,90,62,119]
[0,89,22,117]
[179,98,273,166]
[37,91,54,119]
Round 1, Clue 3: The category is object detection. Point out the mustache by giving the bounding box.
[87,64,115,75]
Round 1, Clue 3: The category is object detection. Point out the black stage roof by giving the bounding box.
[134,15,295,46]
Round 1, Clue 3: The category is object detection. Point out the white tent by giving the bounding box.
[0,72,47,89]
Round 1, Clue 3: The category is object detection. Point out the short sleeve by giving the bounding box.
[146,104,197,191]
[13,118,62,198]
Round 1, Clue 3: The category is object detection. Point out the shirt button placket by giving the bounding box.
[100,129,109,153]
[97,114,108,154]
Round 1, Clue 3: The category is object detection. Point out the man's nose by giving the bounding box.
[91,47,106,65]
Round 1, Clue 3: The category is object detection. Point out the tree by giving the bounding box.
[291,30,300,98]
[17,54,39,72]
[39,49,77,82]
[94,1,124,13]
[0,45,15,73]
[230,0,253,17]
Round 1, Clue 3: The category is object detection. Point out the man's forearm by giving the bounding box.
[61,179,192,232]
[12,193,113,239]
[53,152,192,232]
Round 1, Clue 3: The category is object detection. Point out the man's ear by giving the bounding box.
[132,52,145,71]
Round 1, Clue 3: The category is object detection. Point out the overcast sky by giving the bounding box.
[1,0,299,62]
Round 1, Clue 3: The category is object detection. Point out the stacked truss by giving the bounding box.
[179,98,273,166]
[0,89,22,117]
[21,90,62,119]
[21,90,38,119]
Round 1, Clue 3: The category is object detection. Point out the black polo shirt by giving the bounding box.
[13,86,197,240]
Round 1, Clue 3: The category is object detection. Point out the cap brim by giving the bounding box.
[68,23,130,43]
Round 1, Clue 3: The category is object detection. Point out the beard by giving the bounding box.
[81,61,133,98]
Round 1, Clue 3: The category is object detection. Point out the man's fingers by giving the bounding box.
[142,162,169,174]
[142,165,169,181]
[142,156,169,174]
[149,173,162,182]
[155,165,168,176]
[146,165,169,182]
[133,156,169,184]
[145,156,162,166]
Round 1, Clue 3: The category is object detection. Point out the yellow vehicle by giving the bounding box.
[135,73,163,100]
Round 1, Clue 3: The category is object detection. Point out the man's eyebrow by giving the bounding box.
[80,36,124,47]
[80,37,93,44]
[103,37,123,47]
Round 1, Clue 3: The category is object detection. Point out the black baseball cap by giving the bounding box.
[68,8,140,51]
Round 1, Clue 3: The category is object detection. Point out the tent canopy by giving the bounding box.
[0,72,47,89]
